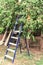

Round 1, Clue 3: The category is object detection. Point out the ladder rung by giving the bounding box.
[15,22,18,25]
[7,49,15,53]
[9,42,17,46]
[13,30,20,33]
[13,30,23,33]
[11,36,18,39]
[5,55,13,60]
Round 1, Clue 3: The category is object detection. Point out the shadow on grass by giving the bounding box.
[16,51,35,60]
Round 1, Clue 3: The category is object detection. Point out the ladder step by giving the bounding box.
[7,49,15,53]
[9,42,17,46]
[5,55,13,60]
[13,30,23,33]
[15,22,18,25]
[11,36,18,39]
[13,30,20,33]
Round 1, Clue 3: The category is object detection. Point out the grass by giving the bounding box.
[35,58,43,65]
[0,45,43,65]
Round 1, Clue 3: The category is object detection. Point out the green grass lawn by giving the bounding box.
[0,45,43,65]
[35,58,43,65]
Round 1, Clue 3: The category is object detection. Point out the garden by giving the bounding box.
[0,0,43,65]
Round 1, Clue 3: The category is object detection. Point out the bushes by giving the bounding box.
[0,0,15,32]
[14,0,43,40]
[0,0,43,35]
[0,27,4,34]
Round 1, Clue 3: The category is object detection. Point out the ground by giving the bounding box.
[0,45,43,65]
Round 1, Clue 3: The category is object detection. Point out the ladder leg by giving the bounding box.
[25,37,27,48]
[19,38,22,53]
[19,43,22,53]
[26,39,30,55]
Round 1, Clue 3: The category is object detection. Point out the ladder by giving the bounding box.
[4,18,23,63]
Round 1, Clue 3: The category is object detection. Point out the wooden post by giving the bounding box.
[4,30,12,46]
[0,30,8,45]
[35,36,41,50]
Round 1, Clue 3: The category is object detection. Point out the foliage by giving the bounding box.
[0,0,15,31]
[28,20,43,32]
[0,27,4,34]
[0,0,43,37]
[14,0,43,39]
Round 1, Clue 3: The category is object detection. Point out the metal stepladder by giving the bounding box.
[4,17,23,63]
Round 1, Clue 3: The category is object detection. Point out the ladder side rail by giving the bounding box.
[12,23,23,63]
[14,17,19,30]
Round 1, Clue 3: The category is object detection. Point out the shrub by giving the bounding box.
[0,27,4,34]
[0,0,43,37]
[0,0,15,30]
